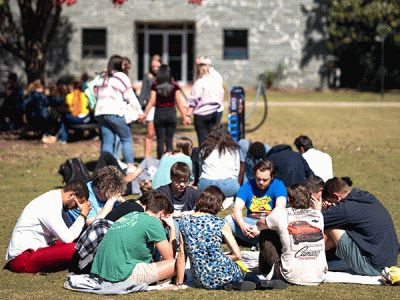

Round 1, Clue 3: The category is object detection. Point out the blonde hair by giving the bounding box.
[195,63,210,80]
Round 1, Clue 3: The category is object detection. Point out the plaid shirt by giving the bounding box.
[75,218,114,269]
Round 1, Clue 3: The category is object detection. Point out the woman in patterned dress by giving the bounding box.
[170,186,256,291]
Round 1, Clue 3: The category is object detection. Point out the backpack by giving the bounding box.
[84,74,101,110]
[58,158,91,184]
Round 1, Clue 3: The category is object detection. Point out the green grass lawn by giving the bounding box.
[1,91,400,299]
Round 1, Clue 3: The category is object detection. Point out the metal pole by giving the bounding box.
[381,37,385,100]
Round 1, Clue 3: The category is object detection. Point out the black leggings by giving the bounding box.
[154,107,177,159]
[194,110,220,147]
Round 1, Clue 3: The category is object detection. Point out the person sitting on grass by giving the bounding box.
[257,184,328,285]
[90,194,177,285]
[315,177,399,276]
[66,165,127,226]
[225,160,287,247]
[168,185,287,291]
[5,180,91,273]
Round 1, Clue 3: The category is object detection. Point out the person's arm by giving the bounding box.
[238,161,245,185]
[175,90,191,125]
[222,222,242,261]
[232,198,259,239]
[86,195,125,226]
[256,216,270,231]
[164,230,186,290]
[124,166,143,183]
[155,239,174,260]
[42,199,91,243]
[138,90,156,122]
[161,213,177,255]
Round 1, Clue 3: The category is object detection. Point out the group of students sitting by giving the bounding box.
[5,127,400,292]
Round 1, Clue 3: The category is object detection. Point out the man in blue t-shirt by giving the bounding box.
[67,166,127,226]
[226,160,287,246]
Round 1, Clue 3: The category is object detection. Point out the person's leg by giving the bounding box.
[144,107,156,158]
[194,114,210,147]
[130,261,175,285]
[96,115,116,155]
[164,109,177,154]
[224,215,258,246]
[191,147,200,186]
[144,121,155,158]
[108,115,134,165]
[328,229,381,276]
[9,241,77,273]
[154,121,166,159]
[258,229,284,280]
[94,151,123,173]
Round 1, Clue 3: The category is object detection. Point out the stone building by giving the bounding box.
[20,0,330,89]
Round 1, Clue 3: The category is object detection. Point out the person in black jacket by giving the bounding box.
[313,177,399,276]
[265,144,314,187]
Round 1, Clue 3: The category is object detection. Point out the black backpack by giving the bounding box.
[58,158,91,184]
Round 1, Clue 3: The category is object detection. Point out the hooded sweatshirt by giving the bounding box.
[323,188,399,269]
[265,144,314,187]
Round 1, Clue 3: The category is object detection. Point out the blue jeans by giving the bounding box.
[198,178,240,198]
[96,114,134,164]
[225,214,259,246]
[59,113,91,142]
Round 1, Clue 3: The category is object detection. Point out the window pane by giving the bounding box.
[82,29,107,58]
[223,30,248,60]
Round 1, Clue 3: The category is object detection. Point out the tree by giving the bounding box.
[327,0,400,90]
[0,0,126,83]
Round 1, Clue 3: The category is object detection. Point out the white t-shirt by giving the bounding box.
[6,190,85,260]
[266,208,328,285]
[302,148,333,182]
[200,148,240,180]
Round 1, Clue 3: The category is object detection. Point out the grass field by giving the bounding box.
[1,91,400,299]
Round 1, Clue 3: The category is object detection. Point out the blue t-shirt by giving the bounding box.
[236,178,287,217]
[67,181,119,222]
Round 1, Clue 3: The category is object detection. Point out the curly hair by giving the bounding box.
[92,166,127,198]
[200,124,239,160]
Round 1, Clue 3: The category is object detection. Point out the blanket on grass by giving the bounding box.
[64,251,384,294]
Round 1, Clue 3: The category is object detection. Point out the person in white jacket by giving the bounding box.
[5,180,91,273]
[95,55,142,172]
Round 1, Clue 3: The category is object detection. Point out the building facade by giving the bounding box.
[58,0,327,89]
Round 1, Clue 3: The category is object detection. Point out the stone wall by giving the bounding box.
[36,0,327,89]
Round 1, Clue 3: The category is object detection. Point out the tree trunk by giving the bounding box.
[25,40,46,84]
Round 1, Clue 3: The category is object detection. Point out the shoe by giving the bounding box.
[58,140,67,145]
[223,281,256,292]
[117,160,127,169]
[258,279,288,290]
[381,266,400,285]
[127,166,137,173]
[250,246,258,251]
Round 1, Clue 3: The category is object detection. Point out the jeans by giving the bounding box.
[96,114,134,164]
[198,177,240,198]
[194,110,220,147]
[154,107,177,159]
[59,113,91,142]
[225,214,259,246]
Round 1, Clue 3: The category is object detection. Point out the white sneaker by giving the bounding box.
[127,166,137,173]
[117,160,127,169]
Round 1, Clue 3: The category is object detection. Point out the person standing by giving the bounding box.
[138,64,190,159]
[139,55,162,158]
[187,61,224,147]
[95,55,142,172]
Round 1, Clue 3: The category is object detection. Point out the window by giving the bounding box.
[223,29,248,60]
[82,29,107,58]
